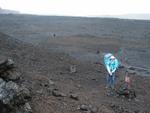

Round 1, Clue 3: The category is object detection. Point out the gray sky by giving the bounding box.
[0,0,150,16]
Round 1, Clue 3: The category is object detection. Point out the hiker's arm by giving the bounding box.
[106,65,112,75]
[111,59,119,73]
[111,68,116,73]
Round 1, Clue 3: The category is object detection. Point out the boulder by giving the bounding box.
[80,104,89,111]
[0,59,14,74]
[24,103,32,113]
[1,70,21,81]
[70,65,77,73]
[70,94,79,100]
[52,90,66,97]
[0,78,31,113]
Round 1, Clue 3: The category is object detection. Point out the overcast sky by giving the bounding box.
[0,0,150,16]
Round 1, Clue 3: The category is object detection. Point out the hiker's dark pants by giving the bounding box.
[106,73,115,88]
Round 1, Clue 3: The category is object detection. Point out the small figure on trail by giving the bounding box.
[125,71,131,90]
[104,53,119,89]
[53,33,56,38]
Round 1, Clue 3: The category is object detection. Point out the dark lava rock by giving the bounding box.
[90,106,98,113]
[52,90,66,97]
[0,59,31,113]
[24,102,32,113]
[0,59,21,81]
[80,104,89,111]
[79,104,98,112]
[1,70,21,81]
[0,80,19,104]
[7,71,21,81]
[49,79,55,85]
[0,59,15,73]
[70,65,77,73]
[0,78,31,113]
[70,94,79,100]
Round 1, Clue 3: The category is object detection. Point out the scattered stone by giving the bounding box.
[0,59,14,74]
[52,90,66,97]
[19,86,31,101]
[70,65,77,73]
[90,106,98,113]
[96,70,102,73]
[59,57,64,61]
[5,81,19,91]
[0,78,32,113]
[106,90,115,97]
[24,102,32,113]
[44,83,49,87]
[0,59,21,81]
[0,81,19,104]
[79,104,98,113]
[76,84,81,88]
[91,78,97,81]
[1,71,21,81]
[70,94,79,100]
[59,72,64,75]
[7,71,21,81]
[36,89,43,94]
[49,79,55,85]
[0,78,5,88]
[80,104,89,111]
[110,103,115,108]
[134,98,140,102]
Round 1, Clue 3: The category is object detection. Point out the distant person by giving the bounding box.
[53,33,56,38]
[104,53,119,89]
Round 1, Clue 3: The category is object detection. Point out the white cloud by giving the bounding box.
[0,0,150,16]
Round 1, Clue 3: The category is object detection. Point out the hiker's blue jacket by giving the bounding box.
[104,53,119,75]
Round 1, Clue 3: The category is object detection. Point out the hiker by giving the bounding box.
[104,53,119,89]
[53,33,56,38]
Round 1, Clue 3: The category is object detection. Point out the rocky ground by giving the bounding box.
[0,15,150,113]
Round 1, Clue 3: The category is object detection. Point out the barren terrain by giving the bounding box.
[0,14,150,113]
